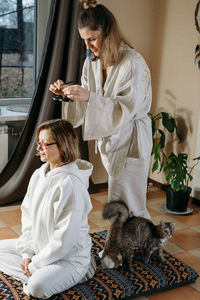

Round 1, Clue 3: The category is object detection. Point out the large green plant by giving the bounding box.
[164,152,200,191]
[150,112,182,173]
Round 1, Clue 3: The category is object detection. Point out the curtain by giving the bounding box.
[0,0,87,204]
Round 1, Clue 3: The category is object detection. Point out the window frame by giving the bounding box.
[0,0,37,105]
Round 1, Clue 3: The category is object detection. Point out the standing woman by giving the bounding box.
[0,119,96,299]
[50,0,152,219]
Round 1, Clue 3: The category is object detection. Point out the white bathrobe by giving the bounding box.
[63,44,152,217]
[0,159,94,298]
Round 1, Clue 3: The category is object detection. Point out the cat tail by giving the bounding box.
[102,200,129,223]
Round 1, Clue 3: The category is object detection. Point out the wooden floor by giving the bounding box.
[0,184,199,299]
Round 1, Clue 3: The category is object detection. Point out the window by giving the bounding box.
[0,0,35,99]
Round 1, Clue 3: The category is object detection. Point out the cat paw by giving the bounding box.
[101,256,116,269]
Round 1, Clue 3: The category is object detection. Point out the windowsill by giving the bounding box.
[0,108,27,122]
[0,100,30,123]
[0,98,31,106]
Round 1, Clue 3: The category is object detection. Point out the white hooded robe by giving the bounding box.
[0,159,95,298]
[63,45,152,217]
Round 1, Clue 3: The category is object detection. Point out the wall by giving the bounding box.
[89,0,200,186]
[150,0,200,185]
[99,0,157,68]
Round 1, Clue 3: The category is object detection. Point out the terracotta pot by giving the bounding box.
[166,187,192,212]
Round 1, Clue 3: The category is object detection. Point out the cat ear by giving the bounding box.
[171,221,176,229]
[159,220,165,227]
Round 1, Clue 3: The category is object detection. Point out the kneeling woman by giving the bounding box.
[0,119,96,299]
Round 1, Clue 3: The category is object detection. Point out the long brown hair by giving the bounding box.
[36,119,80,164]
[78,0,132,68]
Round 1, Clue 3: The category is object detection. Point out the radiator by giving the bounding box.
[0,125,8,173]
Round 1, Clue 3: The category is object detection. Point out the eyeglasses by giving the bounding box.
[36,142,57,149]
[52,81,76,102]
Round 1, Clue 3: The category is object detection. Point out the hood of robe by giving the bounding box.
[38,159,93,189]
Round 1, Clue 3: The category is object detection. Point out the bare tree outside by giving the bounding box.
[0,0,35,99]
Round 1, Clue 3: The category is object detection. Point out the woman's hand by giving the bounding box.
[21,258,32,277]
[49,79,65,96]
[49,80,90,102]
[62,85,90,102]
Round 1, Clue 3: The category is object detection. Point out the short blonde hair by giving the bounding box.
[36,119,80,164]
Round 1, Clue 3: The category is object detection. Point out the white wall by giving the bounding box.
[150,0,200,185]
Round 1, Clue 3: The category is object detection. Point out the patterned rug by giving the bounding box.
[0,230,198,299]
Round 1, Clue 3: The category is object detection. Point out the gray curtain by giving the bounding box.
[0,0,86,204]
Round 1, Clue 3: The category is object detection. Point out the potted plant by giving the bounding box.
[150,111,200,213]
[149,111,182,174]
[163,153,200,212]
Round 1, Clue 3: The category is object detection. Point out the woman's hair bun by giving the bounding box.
[80,0,97,9]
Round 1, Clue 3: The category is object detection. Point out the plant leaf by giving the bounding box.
[158,129,165,148]
[161,112,175,132]
[152,160,159,173]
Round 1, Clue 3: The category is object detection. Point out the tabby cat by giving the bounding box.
[101,201,175,271]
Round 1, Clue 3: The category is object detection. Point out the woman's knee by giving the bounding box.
[27,277,46,298]
[0,239,17,252]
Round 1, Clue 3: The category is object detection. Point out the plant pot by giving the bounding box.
[166,187,192,212]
